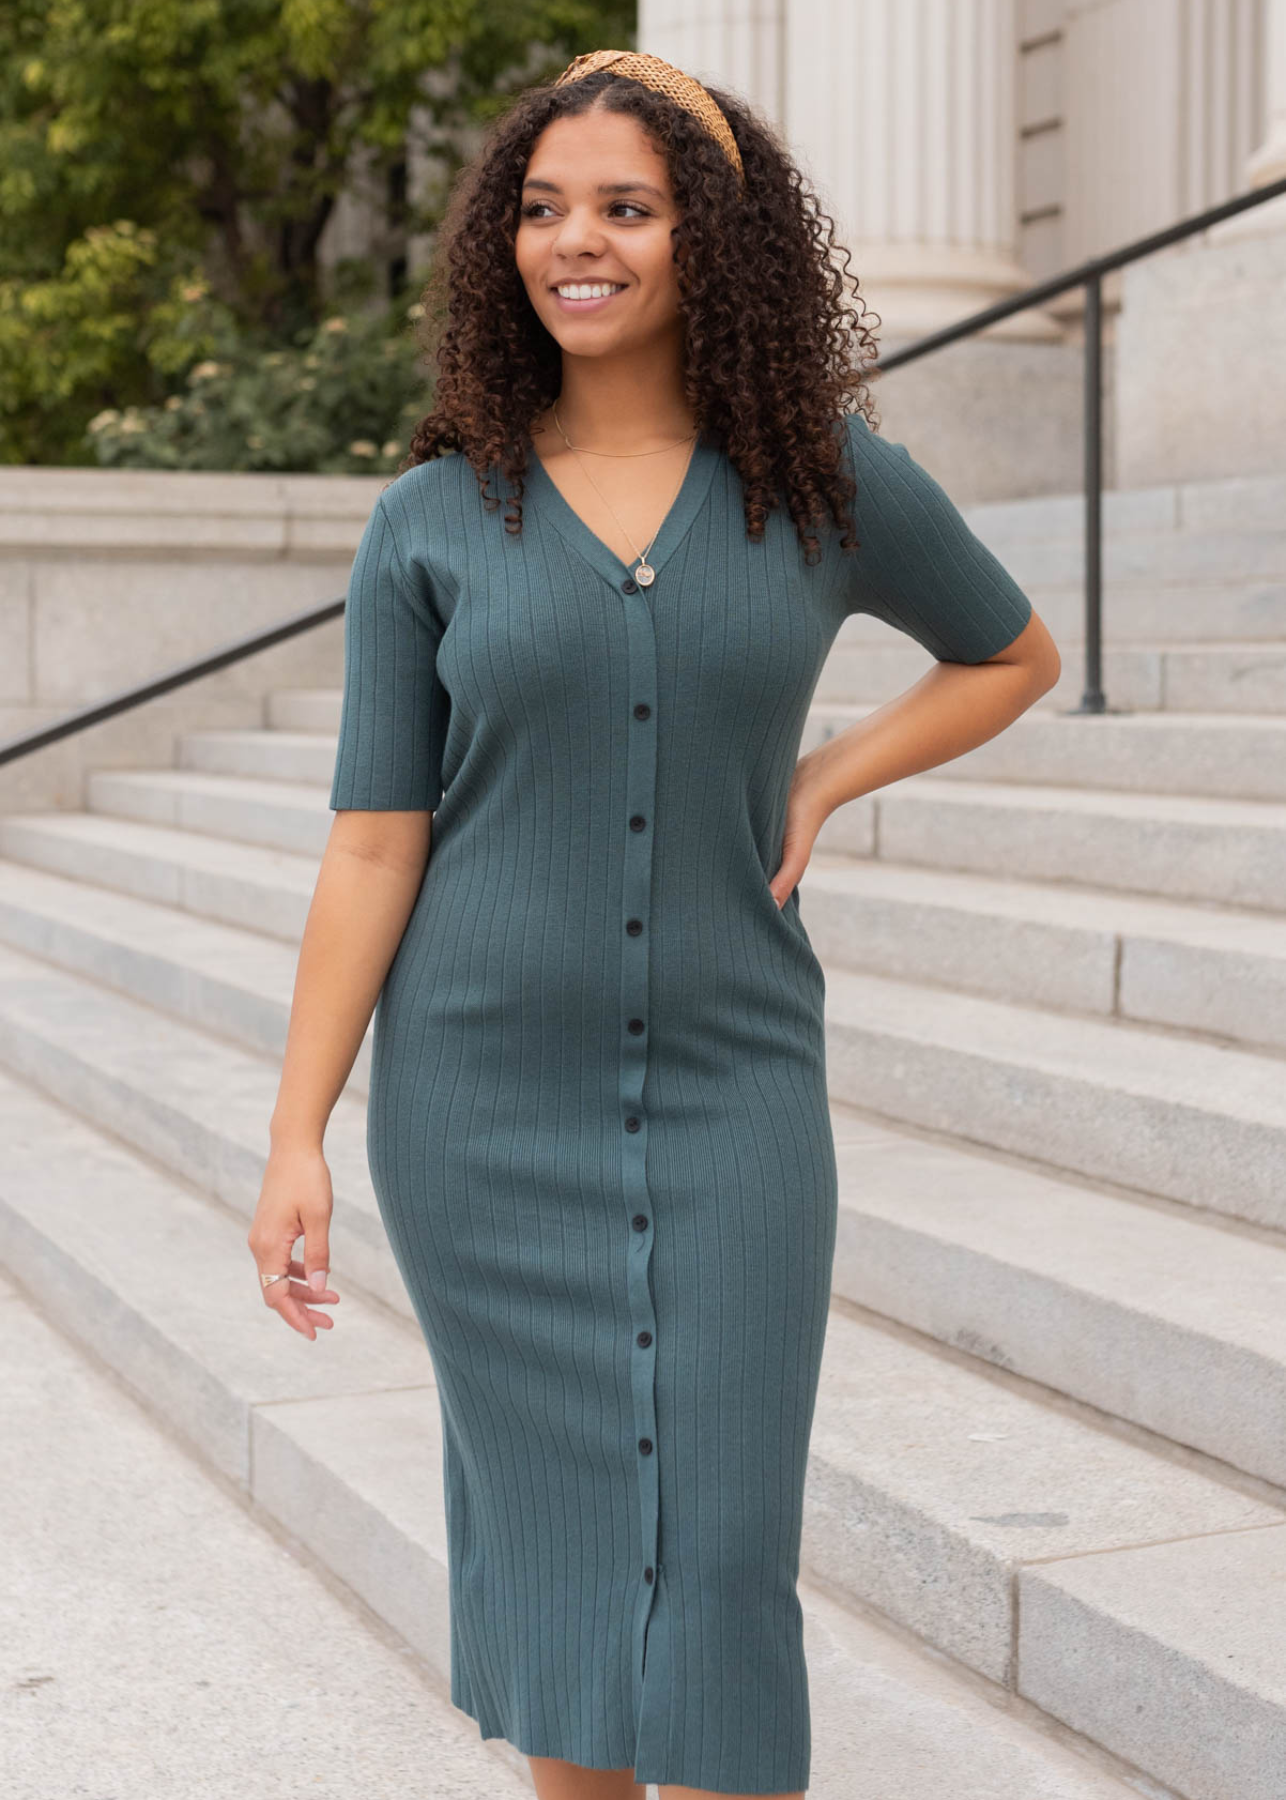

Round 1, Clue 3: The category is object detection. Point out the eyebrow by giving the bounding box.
[521,178,667,202]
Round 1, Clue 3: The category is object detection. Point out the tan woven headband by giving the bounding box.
[552,48,746,188]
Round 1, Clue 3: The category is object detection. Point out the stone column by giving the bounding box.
[1247,0,1286,186]
[782,0,1057,340]
[1208,0,1286,241]
[638,1,786,130]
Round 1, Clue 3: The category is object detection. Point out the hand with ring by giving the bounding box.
[247,1141,340,1339]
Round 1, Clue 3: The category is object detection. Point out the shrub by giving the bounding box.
[86,294,430,474]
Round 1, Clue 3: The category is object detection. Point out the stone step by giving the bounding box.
[278,638,1286,726]
[0,1278,534,1799]
[267,686,344,733]
[818,637,1286,716]
[822,963,1286,1232]
[0,941,401,1316]
[827,1103,1286,1490]
[1,932,1283,1504]
[3,822,1282,1072]
[86,766,332,856]
[84,762,1286,918]
[4,850,1281,1235]
[179,727,339,786]
[0,856,321,1064]
[962,469,1286,540]
[800,856,1286,1054]
[983,526,1286,587]
[0,1065,1271,1797]
[844,579,1286,644]
[809,705,1286,804]
[8,1289,1142,1800]
[6,846,1284,1232]
[0,1068,432,1493]
[815,774,1286,912]
[0,808,316,942]
[189,707,1286,805]
[1017,1522,1286,1800]
[802,1299,1283,1689]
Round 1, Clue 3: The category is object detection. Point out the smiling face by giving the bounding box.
[515,103,684,358]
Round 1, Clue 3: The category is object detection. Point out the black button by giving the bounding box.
[632,1213,649,1232]
[638,1438,653,1455]
[627,1018,645,1035]
[626,918,643,936]
[633,702,651,720]
[624,1115,640,1132]
[622,577,638,593]
[637,1329,652,1347]
[644,1566,654,1584]
[629,814,646,832]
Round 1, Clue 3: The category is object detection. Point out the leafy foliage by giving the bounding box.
[0,0,635,466]
[86,290,429,474]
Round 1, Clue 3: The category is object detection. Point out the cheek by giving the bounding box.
[636,241,681,305]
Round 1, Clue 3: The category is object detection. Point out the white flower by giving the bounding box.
[381,439,400,456]
[164,395,184,411]
[348,440,377,457]
[405,302,425,320]
[87,409,120,432]
[189,360,223,382]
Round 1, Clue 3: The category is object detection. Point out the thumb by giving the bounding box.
[304,1228,331,1291]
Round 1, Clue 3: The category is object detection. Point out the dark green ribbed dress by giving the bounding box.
[328,410,1032,1795]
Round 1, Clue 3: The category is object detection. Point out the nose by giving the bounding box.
[550,203,608,260]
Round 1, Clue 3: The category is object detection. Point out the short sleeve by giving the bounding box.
[837,411,1033,664]
[329,490,450,812]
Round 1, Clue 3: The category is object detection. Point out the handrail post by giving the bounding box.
[1071,271,1108,714]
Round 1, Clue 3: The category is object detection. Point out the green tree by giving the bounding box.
[0,0,634,465]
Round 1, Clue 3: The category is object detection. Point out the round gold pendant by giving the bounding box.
[635,562,656,587]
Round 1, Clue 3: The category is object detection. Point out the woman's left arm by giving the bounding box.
[799,607,1059,815]
[768,413,1062,904]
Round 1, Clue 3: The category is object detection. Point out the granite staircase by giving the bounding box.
[1,464,1284,1799]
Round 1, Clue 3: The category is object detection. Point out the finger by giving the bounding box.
[283,1258,338,1301]
[262,1268,338,1337]
[265,1287,320,1340]
[257,1259,314,1330]
[768,860,806,906]
[303,1234,332,1296]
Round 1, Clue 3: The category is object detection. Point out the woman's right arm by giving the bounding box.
[247,808,433,1339]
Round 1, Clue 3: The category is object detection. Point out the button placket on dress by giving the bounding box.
[617,565,663,1694]
[520,431,721,1733]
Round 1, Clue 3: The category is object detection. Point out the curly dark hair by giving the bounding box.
[399,64,884,564]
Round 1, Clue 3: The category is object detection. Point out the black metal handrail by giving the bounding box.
[0,596,345,769]
[877,169,1286,714]
[2,169,1284,770]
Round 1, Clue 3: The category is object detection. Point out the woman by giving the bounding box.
[248,46,1060,1800]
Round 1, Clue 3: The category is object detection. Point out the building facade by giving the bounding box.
[640,0,1280,338]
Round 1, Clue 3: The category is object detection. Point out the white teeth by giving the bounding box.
[556,283,624,300]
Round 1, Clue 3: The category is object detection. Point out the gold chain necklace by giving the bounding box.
[551,399,698,588]
[551,399,697,457]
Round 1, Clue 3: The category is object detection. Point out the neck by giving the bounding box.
[549,344,696,451]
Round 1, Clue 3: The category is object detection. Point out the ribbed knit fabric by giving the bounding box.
[328,410,1033,1794]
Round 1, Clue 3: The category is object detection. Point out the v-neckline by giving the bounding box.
[522,424,722,589]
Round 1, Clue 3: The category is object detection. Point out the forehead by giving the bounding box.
[524,108,672,193]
